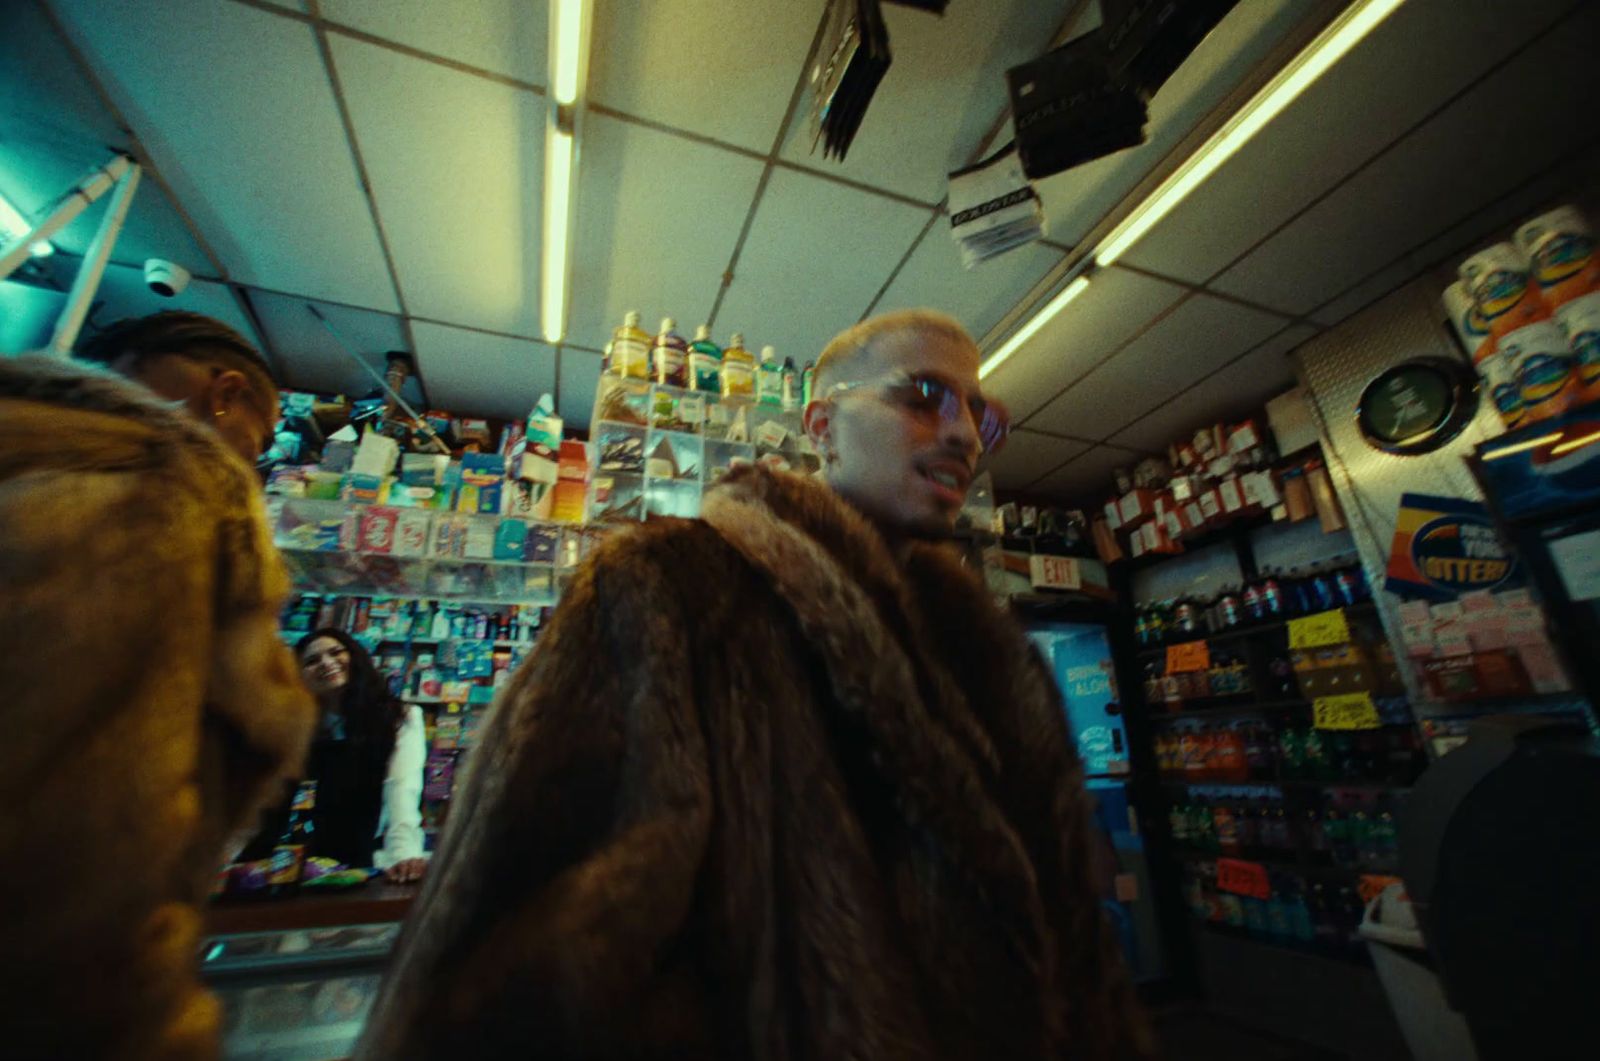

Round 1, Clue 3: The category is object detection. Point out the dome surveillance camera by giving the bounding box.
[143,258,191,297]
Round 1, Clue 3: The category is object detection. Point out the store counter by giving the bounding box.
[202,883,418,1060]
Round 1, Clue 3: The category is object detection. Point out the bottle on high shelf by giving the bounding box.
[651,317,688,388]
[781,356,800,410]
[801,360,817,405]
[687,324,722,394]
[611,310,652,381]
[721,333,755,398]
[757,345,784,406]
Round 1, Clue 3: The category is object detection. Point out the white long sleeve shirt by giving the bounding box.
[372,705,428,870]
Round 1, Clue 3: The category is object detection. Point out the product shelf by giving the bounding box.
[1136,600,1379,658]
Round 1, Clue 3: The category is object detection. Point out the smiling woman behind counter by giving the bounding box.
[243,628,429,883]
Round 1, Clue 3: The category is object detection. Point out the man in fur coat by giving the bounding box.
[360,309,1152,1059]
[0,314,315,1059]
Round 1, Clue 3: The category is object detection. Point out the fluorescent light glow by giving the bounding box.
[1481,432,1562,461]
[541,128,574,344]
[980,275,1090,379]
[984,0,1407,376]
[1550,428,1600,457]
[0,190,53,258]
[552,0,586,105]
[1099,0,1405,266]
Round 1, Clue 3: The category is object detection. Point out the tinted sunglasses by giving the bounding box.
[829,373,1010,453]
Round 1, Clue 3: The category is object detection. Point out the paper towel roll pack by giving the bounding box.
[1449,203,1600,428]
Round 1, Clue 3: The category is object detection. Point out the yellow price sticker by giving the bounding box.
[1288,608,1351,649]
[1313,692,1381,730]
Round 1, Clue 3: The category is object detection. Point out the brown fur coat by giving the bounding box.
[360,466,1150,1059]
[0,356,315,1059]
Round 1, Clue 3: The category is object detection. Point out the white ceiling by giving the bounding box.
[1,0,1594,496]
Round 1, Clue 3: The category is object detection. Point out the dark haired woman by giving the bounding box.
[248,628,429,882]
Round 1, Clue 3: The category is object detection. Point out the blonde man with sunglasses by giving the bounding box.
[362,310,1152,1061]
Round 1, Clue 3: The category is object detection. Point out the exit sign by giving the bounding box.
[1029,555,1082,591]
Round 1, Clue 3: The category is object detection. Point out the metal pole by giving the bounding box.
[0,154,133,283]
[46,160,142,357]
[306,303,451,455]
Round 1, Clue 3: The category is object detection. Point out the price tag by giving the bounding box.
[1358,874,1404,905]
[1216,858,1271,900]
[1314,692,1381,730]
[1288,608,1351,649]
[1028,555,1081,591]
[1166,640,1210,673]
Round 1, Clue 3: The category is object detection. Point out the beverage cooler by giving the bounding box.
[1026,616,1168,983]
[1470,399,1600,719]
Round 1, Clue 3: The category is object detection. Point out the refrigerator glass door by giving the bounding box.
[1029,622,1130,777]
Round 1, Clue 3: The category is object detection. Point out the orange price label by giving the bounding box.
[1216,857,1271,900]
[1358,874,1404,905]
[1166,639,1211,673]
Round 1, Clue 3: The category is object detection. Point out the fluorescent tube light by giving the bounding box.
[1481,432,1561,461]
[542,129,574,344]
[1098,0,1405,266]
[980,275,1090,379]
[0,190,54,258]
[552,0,586,106]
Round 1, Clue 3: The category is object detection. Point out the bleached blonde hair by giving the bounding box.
[814,309,975,393]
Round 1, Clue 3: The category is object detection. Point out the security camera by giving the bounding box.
[144,258,191,297]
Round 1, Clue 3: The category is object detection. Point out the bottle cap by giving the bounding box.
[694,324,711,340]
[624,310,641,327]
[659,317,675,333]
[761,345,776,362]
[729,332,744,347]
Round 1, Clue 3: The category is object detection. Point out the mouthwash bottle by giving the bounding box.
[651,317,688,388]
[687,324,722,393]
[721,332,755,398]
[757,345,784,406]
[801,360,816,405]
[781,357,800,410]
[612,311,651,381]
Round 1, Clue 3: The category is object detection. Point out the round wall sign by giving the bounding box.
[1357,357,1479,455]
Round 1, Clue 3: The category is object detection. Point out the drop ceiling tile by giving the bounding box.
[81,264,262,351]
[0,281,66,355]
[777,0,1078,203]
[875,231,1065,347]
[51,0,397,310]
[558,347,603,434]
[1107,324,1316,452]
[1029,443,1147,501]
[0,2,208,271]
[568,113,766,354]
[1028,294,1287,438]
[1118,0,1578,283]
[715,167,931,364]
[1308,261,1419,329]
[332,36,544,336]
[1400,139,1600,281]
[984,429,1090,491]
[987,266,1188,423]
[320,0,548,86]
[1211,6,1600,316]
[249,289,408,399]
[411,320,555,422]
[1036,0,1314,245]
[590,0,819,154]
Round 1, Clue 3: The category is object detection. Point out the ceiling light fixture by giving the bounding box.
[0,190,54,259]
[980,0,1407,377]
[980,274,1090,380]
[1097,0,1406,266]
[541,0,592,344]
